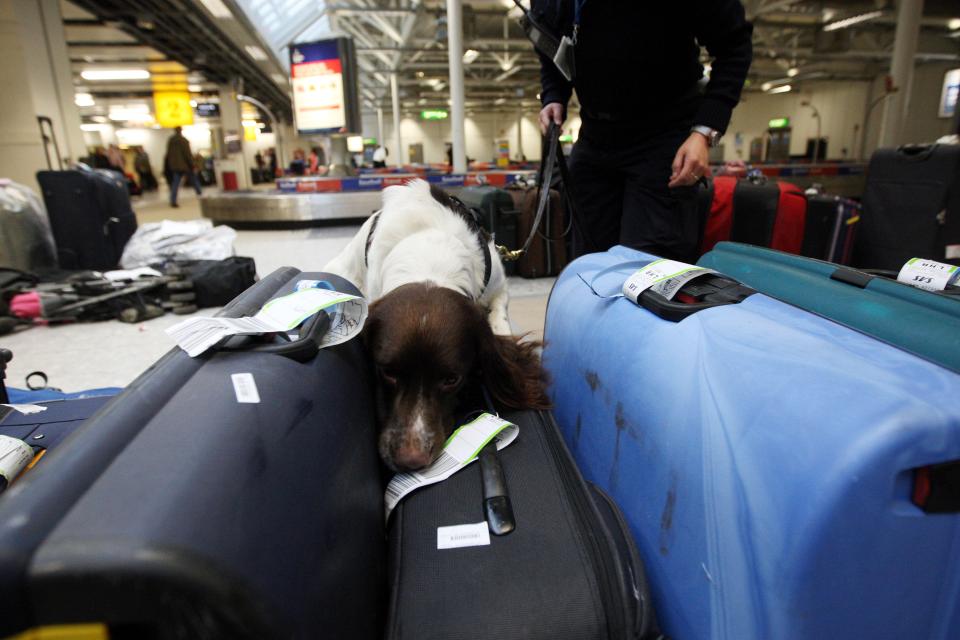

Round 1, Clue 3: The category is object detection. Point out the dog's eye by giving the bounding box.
[440,375,462,389]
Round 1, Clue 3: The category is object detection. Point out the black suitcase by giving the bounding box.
[802,194,861,264]
[855,144,960,269]
[0,269,385,640]
[386,409,661,640]
[36,168,138,271]
[450,186,519,275]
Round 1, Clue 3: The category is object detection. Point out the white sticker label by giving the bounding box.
[0,434,34,482]
[231,373,261,403]
[1,404,48,415]
[384,413,519,521]
[622,259,716,303]
[896,258,959,292]
[437,522,491,550]
[166,287,368,358]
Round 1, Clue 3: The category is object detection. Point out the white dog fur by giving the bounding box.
[323,179,512,335]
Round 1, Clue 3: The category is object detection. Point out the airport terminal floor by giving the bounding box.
[1,1,960,639]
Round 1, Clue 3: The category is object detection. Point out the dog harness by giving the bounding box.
[363,205,494,300]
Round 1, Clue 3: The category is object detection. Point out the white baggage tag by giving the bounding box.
[166,288,368,357]
[621,259,716,303]
[0,434,34,485]
[384,413,518,522]
[896,258,959,292]
[1,404,48,415]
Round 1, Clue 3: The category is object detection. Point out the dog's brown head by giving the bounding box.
[363,282,549,472]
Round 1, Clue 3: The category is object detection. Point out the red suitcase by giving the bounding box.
[701,176,806,255]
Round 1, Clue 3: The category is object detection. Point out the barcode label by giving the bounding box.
[231,373,261,404]
[437,522,491,549]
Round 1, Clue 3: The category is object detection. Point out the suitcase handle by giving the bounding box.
[896,144,937,162]
[214,310,332,363]
[638,274,756,322]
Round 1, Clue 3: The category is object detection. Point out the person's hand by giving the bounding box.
[669,133,712,188]
[539,103,565,135]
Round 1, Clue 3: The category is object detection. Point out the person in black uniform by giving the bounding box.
[534,0,753,261]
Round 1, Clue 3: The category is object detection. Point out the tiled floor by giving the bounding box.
[3,187,553,392]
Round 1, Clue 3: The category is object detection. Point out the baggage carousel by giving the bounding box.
[200,190,382,225]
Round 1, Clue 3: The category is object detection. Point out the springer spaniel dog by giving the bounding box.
[324,179,549,471]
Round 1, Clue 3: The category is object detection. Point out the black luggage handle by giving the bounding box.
[478,385,516,536]
[638,274,756,323]
[214,310,332,363]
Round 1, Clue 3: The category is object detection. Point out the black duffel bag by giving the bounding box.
[173,256,257,308]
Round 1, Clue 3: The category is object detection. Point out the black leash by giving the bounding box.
[498,122,596,262]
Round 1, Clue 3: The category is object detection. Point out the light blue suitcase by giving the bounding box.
[543,245,960,640]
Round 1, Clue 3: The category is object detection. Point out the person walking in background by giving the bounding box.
[134,146,157,191]
[165,126,202,208]
[266,147,278,178]
[372,145,387,168]
[106,144,125,176]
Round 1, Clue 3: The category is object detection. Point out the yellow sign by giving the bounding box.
[244,124,258,141]
[7,624,108,640]
[153,91,194,128]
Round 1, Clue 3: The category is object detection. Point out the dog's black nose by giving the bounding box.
[393,445,432,472]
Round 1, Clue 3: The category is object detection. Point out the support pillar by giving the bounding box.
[446,0,467,173]
[878,0,923,148]
[217,83,250,190]
[390,73,402,166]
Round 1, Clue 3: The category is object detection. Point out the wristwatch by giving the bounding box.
[690,125,721,147]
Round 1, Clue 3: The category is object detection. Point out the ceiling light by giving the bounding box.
[92,115,108,123]
[787,67,799,77]
[949,18,960,30]
[75,93,94,107]
[190,100,198,107]
[462,49,479,64]
[188,84,203,92]
[495,66,521,82]
[823,11,883,32]
[81,123,108,132]
[199,0,233,19]
[761,81,773,92]
[81,69,150,81]
[495,98,506,105]
[767,84,792,94]
[242,120,260,127]
[245,45,268,61]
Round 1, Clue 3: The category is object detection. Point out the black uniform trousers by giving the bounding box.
[568,121,702,262]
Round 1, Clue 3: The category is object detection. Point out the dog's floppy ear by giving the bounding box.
[476,322,551,411]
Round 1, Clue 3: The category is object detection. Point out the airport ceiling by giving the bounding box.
[64,0,960,125]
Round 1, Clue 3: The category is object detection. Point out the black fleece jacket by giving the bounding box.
[533,0,752,135]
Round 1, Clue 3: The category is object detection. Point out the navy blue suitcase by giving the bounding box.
[0,268,384,639]
[36,168,138,271]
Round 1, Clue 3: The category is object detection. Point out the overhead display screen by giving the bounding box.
[290,37,360,135]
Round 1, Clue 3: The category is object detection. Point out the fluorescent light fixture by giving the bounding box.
[494,97,506,105]
[198,0,233,19]
[81,123,108,131]
[190,100,198,107]
[495,66,521,82]
[949,18,960,30]
[823,11,883,32]
[75,93,95,107]
[761,81,773,92]
[241,119,260,127]
[767,84,792,94]
[245,45,268,61]
[81,69,150,81]
[109,104,151,121]
[462,49,479,64]
[92,115,108,123]
[787,67,799,77]
[188,84,203,92]
[271,73,287,84]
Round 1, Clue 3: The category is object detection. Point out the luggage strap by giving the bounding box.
[498,122,591,262]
